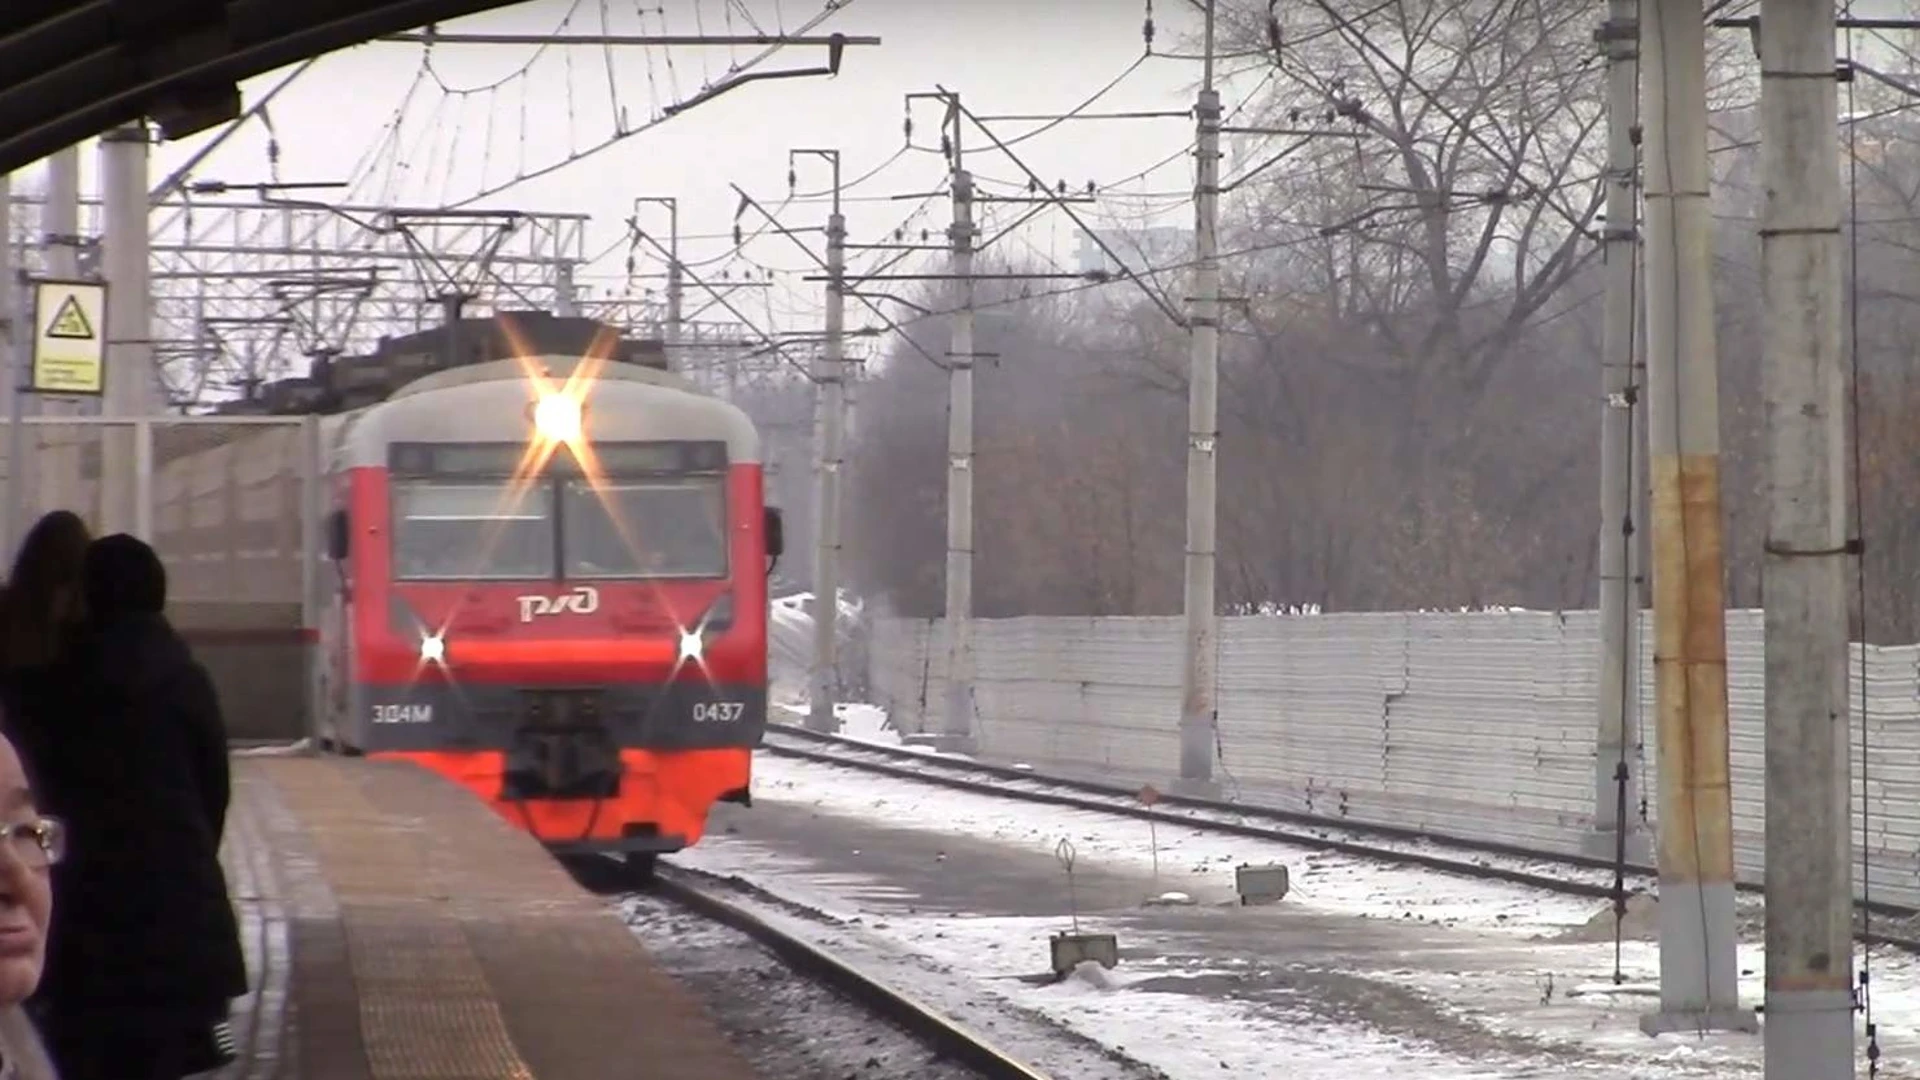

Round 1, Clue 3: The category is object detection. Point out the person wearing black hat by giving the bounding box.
[22,534,244,1080]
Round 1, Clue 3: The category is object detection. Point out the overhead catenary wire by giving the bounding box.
[676,0,1571,377]
[1842,8,1883,1075]
[599,5,1291,352]
[373,0,867,210]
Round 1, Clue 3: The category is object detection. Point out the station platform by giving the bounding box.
[217,752,758,1079]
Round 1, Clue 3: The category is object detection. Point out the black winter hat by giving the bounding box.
[84,533,167,617]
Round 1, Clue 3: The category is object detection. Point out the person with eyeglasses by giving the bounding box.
[0,729,68,1080]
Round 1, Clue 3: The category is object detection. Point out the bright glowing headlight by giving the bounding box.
[677,629,704,664]
[531,393,583,443]
[419,634,446,663]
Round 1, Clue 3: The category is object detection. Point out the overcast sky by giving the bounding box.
[11,0,1909,346]
[14,0,1239,341]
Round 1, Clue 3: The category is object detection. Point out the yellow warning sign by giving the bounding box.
[43,295,94,340]
[29,279,106,396]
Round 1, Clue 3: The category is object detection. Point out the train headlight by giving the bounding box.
[531,393,583,444]
[677,628,704,664]
[419,634,447,664]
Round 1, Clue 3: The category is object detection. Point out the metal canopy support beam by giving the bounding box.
[0,0,531,175]
[114,0,239,140]
[34,147,85,535]
[380,32,882,46]
[1,171,18,556]
[99,123,152,538]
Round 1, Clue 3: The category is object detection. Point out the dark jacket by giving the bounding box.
[12,611,247,1016]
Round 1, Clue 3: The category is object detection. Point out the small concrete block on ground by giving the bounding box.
[219,753,761,1080]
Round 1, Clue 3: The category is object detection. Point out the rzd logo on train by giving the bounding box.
[516,584,600,623]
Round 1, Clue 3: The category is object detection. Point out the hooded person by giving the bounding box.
[0,511,90,675]
[24,534,245,1080]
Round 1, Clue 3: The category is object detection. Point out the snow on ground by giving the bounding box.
[725,727,1920,1078]
[678,839,1732,1080]
[774,701,899,744]
[672,852,1597,1080]
[617,893,1001,1080]
[773,701,983,761]
[231,738,313,757]
[748,749,1604,937]
[1019,964,1542,1080]
[1382,938,1920,1073]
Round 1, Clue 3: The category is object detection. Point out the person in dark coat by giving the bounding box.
[0,511,90,675]
[22,534,245,1080]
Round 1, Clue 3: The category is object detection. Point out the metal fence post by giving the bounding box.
[301,415,325,747]
[131,417,153,542]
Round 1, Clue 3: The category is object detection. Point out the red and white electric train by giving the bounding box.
[152,313,782,876]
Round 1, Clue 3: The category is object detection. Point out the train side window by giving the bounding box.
[764,507,784,560]
[326,509,350,561]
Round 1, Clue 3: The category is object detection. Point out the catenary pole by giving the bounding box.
[1637,0,1753,1036]
[1590,0,1647,859]
[805,152,848,734]
[940,92,979,753]
[1757,1,1856,1075]
[1178,0,1223,792]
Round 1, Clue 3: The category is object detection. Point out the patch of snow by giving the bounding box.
[747,752,1602,937]
[669,861,1581,1079]
[835,702,894,741]
[671,851,1713,1079]
[1064,958,1126,990]
[1029,973,1520,1080]
[772,700,983,762]
[1378,938,1920,1072]
[231,738,313,757]
[731,729,1920,1077]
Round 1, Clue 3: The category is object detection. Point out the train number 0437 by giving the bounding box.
[692,702,746,724]
[371,704,434,725]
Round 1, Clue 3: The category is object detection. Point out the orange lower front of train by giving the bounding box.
[374,746,753,858]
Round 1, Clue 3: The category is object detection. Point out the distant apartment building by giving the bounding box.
[1074,224,1193,279]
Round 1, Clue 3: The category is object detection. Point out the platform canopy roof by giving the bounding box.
[0,0,521,176]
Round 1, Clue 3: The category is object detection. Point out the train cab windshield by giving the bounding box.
[393,481,555,580]
[388,440,730,582]
[563,480,727,578]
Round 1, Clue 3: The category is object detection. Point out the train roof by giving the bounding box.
[389,351,705,400]
[210,311,672,418]
[335,353,761,468]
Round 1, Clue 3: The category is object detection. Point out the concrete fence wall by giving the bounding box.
[868,610,1920,908]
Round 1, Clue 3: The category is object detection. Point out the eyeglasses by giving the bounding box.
[0,818,65,868]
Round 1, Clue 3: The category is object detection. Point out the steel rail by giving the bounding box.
[649,865,1058,1080]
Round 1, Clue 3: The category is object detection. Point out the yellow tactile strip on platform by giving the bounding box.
[230,763,371,1080]
[265,759,533,1080]
[220,769,295,1080]
[244,757,762,1080]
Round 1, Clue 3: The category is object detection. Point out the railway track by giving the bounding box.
[573,856,1062,1080]
[759,720,1920,951]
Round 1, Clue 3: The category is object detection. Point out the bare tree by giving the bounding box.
[1232,0,1606,394]
[830,2,1920,629]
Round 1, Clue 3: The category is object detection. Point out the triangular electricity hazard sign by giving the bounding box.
[44,295,94,341]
